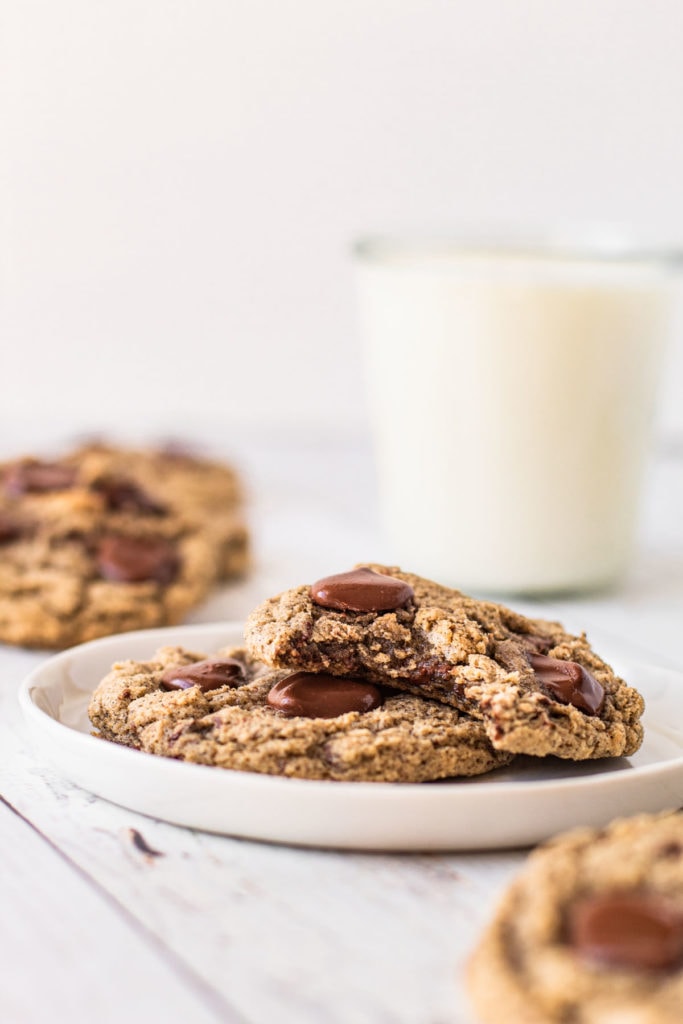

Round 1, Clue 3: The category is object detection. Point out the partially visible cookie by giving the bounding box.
[0,442,249,648]
[0,529,215,649]
[244,564,644,760]
[88,645,513,782]
[468,812,683,1024]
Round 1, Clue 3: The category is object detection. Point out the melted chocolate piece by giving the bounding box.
[92,476,167,516]
[0,513,22,545]
[97,535,179,585]
[310,567,414,613]
[161,658,245,692]
[267,672,385,718]
[569,892,683,970]
[529,653,605,715]
[4,461,77,496]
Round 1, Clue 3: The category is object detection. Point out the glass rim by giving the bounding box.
[352,230,683,269]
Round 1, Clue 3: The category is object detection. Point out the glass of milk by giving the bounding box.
[354,235,677,595]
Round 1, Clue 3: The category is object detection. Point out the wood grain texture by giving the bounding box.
[0,797,228,1024]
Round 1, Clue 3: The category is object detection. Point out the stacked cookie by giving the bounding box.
[0,442,248,648]
[246,565,644,761]
[88,564,645,782]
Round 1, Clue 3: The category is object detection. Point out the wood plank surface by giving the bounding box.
[0,797,230,1024]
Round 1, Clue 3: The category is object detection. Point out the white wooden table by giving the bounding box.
[1,437,682,1024]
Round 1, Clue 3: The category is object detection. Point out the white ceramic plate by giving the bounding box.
[19,622,683,851]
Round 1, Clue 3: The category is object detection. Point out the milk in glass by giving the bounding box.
[355,241,673,594]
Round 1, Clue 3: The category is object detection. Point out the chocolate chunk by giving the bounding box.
[267,672,385,718]
[569,892,683,970]
[529,653,605,715]
[310,567,414,613]
[0,513,22,545]
[92,476,167,516]
[4,461,77,496]
[97,535,179,585]
[160,658,245,692]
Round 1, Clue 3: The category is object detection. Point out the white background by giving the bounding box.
[2,0,683,443]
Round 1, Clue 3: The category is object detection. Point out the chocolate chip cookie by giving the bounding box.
[244,565,644,760]
[88,645,512,782]
[0,443,249,648]
[468,812,683,1024]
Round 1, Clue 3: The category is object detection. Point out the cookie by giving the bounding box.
[244,565,644,760]
[0,443,249,648]
[468,812,683,1024]
[88,645,513,782]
